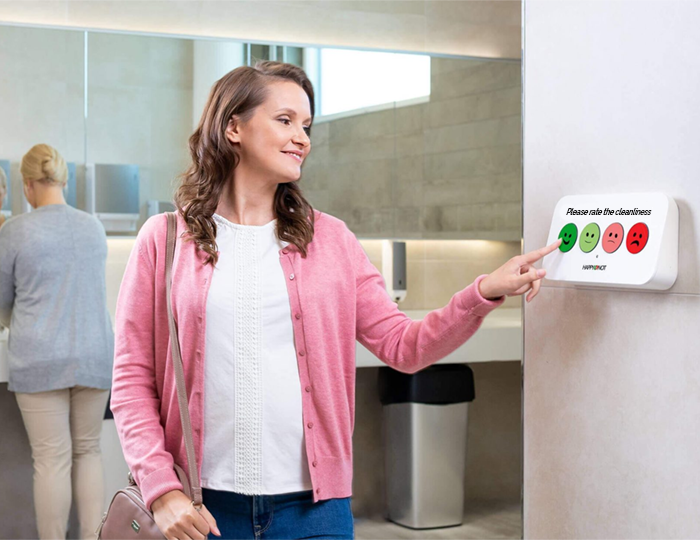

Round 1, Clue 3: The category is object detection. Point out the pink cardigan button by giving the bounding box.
[312,460,318,467]
[289,273,295,280]
[307,422,313,429]
[299,350,305,356]
[305,386,312,392]
[295,313,301,319]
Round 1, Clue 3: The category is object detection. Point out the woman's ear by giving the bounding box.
[225,116,241,145]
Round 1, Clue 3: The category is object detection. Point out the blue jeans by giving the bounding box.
[201,487,355,539]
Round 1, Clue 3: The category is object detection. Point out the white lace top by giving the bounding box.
[200,213,313,494]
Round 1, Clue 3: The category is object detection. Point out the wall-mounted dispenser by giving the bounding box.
[86,163,140,232]
[382,240,407,303]
[542,192,678,290]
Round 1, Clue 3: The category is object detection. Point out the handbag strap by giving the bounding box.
[165,211,203,508]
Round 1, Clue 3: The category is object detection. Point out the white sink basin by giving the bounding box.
[355,307,521,368]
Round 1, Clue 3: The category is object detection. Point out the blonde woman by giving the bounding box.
[111,61,558,540]
[0,165,7,228]
[0,144,115,540]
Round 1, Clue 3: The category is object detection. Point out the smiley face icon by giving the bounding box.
[602,222,624,254]
[558,223,578,253]
[626,222,649,254]
[579,222,600,253]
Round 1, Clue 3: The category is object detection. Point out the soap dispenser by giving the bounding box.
[382,240,407,303]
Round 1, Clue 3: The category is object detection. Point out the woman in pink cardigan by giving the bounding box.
[111,60,560,540]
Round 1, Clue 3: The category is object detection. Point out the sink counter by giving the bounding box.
[0,307,521,383]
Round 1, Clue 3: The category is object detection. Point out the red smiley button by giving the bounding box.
[626,222,649,254]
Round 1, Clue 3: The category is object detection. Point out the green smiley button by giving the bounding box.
[558,223,578,253]
[579,222,600,253]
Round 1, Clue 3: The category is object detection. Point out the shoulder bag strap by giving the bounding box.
[165,211,203,508]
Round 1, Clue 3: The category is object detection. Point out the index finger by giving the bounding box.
[520,238,562,265]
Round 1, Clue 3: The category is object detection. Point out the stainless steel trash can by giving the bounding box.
[378,364,475,529]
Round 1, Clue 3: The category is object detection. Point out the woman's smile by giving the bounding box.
[282,151,303,163]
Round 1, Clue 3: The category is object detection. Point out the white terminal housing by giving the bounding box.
[542,192,678,290]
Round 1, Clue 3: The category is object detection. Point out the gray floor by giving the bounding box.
[354,502,521,540]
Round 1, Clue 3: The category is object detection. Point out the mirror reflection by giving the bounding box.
[0,29,520,241]
[0,22,523,540]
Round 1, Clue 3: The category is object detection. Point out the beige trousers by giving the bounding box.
[15,385,110,540]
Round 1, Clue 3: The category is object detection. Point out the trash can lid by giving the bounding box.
[377,364,475,405]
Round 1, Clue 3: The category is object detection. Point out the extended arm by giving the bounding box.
[351,229,504,374]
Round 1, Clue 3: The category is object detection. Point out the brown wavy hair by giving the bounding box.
[174,60,316,265]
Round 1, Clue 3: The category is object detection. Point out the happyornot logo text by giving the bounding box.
[582,264,607,271]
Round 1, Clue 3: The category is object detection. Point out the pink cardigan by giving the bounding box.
[111,210,505,511]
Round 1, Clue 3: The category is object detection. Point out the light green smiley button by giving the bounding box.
[579,223,600,253]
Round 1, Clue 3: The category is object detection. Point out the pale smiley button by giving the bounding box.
[602,222,624,253]
[579,222,600,253]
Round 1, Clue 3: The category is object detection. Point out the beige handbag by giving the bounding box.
[96,212,204,539]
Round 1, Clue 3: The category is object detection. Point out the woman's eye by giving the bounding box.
[280,118,311,136]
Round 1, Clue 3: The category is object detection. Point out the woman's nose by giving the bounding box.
[294,133,310,147]
[293,127,310,145]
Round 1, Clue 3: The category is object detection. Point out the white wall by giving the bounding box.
[524,1,700,537]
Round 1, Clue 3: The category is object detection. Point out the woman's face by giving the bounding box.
[226,81,312,184]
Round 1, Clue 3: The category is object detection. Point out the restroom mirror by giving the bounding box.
[0,25,520,241]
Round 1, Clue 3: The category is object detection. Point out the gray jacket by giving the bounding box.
[0,204,114,393]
